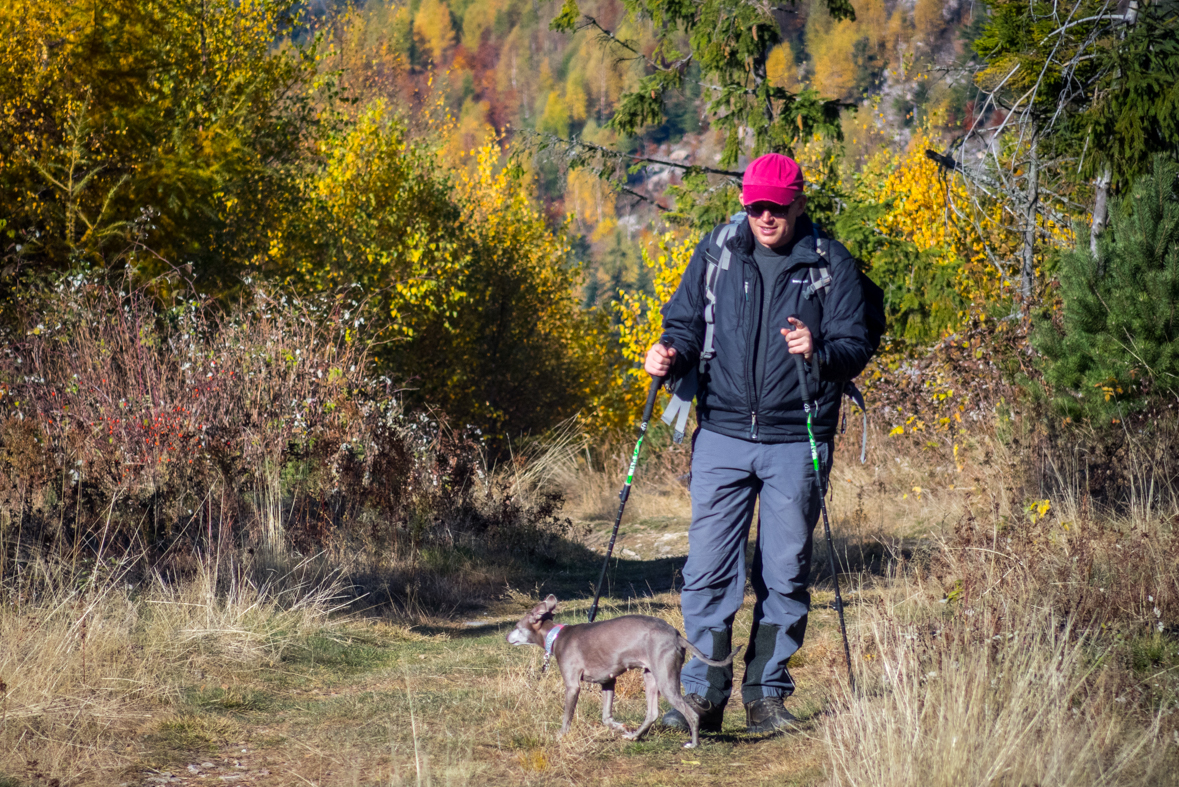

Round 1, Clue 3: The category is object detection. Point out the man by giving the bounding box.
[645,153,872,733]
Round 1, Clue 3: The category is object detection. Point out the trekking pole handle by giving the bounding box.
[641,336,674,423]
[794,352,811,404]
[641,374,662,425]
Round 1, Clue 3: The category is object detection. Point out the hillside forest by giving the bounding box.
[2,0,1179,783]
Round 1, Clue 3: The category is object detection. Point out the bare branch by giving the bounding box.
[541,132,743,179]
[1039,13,1127,43]
[618,185,670,212]
[579,15,695,77]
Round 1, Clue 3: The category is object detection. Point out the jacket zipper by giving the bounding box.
[750,261,800,440]
[744,273,759,440]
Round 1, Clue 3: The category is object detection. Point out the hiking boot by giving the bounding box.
[661,693,725,733]
[744,695,798,734]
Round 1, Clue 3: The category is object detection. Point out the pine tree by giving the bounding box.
[1034,156,1179,422]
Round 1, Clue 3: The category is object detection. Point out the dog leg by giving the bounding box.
[559,682,581,737]
[622,669,661,741]
[656,665,701,748]
[600,678,627,733]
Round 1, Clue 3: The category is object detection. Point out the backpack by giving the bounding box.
[661,215,884,462]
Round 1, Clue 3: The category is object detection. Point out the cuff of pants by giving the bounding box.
[682,678,737,706]
[741,686,789,702]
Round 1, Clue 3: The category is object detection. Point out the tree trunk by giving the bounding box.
[1090,164,1111,263]
[1021,146,1039,303]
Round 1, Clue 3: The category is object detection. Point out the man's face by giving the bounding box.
[745,195,807,249]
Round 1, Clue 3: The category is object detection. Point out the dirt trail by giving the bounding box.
[126,516,845,787]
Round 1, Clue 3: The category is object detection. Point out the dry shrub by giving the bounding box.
[935,510,1179,638]
[0,279,583,602]
[0,279,375,553]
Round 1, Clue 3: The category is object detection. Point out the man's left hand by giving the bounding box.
[782,317,813,361]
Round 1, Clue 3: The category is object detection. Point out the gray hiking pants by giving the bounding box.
[680,427,831,705]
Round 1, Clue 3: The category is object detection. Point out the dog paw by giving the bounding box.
[682,742,698,749]
[622,731,640,741]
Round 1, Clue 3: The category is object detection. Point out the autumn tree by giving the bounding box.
[414,0,456,65]
[0,0,326,296]
[547,0,854,228]
[936,0,1179,301]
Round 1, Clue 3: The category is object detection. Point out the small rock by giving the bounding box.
[201,762,216,769]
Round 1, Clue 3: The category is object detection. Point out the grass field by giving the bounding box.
[3,428,1177,786]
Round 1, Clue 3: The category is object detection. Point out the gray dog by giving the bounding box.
[506,594,740,747]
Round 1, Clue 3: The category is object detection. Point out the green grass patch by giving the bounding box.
[183,685,275,713]
[146,714,242,758]
[1128,631,1177,674]
[281,631,395,670]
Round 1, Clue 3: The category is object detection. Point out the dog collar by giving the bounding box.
[544,624,565,656]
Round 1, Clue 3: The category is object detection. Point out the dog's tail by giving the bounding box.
[680,637,743,666]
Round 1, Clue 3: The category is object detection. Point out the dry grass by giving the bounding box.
[827,602,1172,786]
[552,425,693,526]
[2,413,1177,786]
[0,552,347,785]
[818,422,1179,787]
[824,560,1175,786]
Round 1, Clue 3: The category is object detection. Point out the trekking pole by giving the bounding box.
[588,340,668,623]
[794,353,854,690]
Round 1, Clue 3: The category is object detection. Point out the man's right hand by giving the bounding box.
[645,342,676,377]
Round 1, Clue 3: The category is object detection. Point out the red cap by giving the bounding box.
[741,153,805,206]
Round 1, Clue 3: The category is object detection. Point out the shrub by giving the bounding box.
[0,278,578,581]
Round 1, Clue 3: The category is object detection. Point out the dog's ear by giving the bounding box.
[527,601,549,623]
[543,594,558,614]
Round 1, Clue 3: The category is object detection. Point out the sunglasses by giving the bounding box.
[745,201,794,219]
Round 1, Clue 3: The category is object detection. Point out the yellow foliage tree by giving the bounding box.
[854,129,1020,341]
[270,103,607,437]
[271,103,468,335]
[566,168,617,239]
[601,233,695,431]
[564,71,590,124]
[913,0,946,50]
[0,0,319,290]
[408,139,609,437]
[808,11,860,100]
[461,0,503,49]
[413,0,454,64]
[538,90,571,138]
[858,0,889,51]
[766,43,799,91]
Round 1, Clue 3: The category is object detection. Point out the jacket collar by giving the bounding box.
[730,213,821,267]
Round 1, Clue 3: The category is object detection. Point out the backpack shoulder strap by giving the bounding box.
[804,224,833,301]
[664,218,741,443]
[700,220,740,361]
[844,381,869,464]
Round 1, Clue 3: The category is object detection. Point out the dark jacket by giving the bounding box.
[661,215,872,443]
